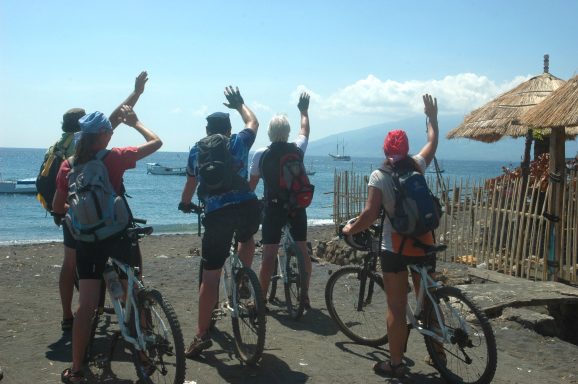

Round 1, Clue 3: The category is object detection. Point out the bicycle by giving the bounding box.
[326,216,498,384]
[267,222,308,320]
[186,203,266,365]
[85,219,186,384]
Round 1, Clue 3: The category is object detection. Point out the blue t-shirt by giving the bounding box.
[187,128,257,213]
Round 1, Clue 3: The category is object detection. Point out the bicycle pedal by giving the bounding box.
[211,309,226,321]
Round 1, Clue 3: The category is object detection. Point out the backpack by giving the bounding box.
[383,163,442,237]
[196,134,234,194]
[65,150,131,242]
[36,134,75,212]
[260,143,315,209]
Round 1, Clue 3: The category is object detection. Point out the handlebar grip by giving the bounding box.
[132,218,147,224]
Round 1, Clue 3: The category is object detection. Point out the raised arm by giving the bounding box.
[416,94,439,167]
[223,86,259,134]
[297,92,310,138]
[118,105,162,160]
[109,71,148,130]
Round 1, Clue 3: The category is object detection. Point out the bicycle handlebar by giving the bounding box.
[178,202,203,214]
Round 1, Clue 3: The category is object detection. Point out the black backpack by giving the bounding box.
[382,160,442,237]
[36,134,75,212]
[260,143,314,209]
[196,133,249,198]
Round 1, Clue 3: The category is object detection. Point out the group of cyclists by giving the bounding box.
[48,71,440,382]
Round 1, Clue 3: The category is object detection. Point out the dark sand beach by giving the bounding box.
[1,225,577,383]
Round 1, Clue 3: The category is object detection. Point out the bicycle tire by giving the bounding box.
[131,288,186,384]
[267,258,278,303]
[231,267,266,365]
[424,286,497,384]
[325,266,389,346]
[283,242,307,320]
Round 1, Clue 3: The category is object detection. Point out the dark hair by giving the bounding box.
[73,133,99,165]
[391,156,422,175]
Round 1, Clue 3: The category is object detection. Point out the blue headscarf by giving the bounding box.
[79,111,112,134]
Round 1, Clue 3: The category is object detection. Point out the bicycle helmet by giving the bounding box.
[341,217,373,251]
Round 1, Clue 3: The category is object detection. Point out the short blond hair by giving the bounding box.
[268,114,290,142]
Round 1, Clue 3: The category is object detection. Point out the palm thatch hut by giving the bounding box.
[520,73,578,281]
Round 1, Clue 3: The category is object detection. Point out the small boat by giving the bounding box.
[146,163,187,176]
[329,139,351,161]
[0,177,37,194]
[306,163,316,176]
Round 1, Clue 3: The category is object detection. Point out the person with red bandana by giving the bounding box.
[342,94,439,378]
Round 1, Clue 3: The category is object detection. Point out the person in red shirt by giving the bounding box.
[53,107,162,383]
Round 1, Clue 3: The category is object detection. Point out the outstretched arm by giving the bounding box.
[109,71,148,130]
[298,92,310,138]
[223,86,259,134]
[417,94,439,167]
[118,105,162,160]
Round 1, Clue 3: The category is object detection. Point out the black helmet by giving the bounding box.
[341,217,373,251]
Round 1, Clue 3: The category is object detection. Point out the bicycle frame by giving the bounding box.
[108,258,147,351]
[276,224,293,285]
[406,263,466,344]
[219,245,244,319]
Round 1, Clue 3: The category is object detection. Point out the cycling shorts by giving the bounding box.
[201,199,261,270]
[76,232,138,280]
[62,221,76,249]
[261,204,307,244]
[380,250,436,274]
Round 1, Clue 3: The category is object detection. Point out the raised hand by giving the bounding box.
[134,71,148,95]
[423,94,438,120]
[298,92,310,114]
[223,86,245,110]
[119,105,139,127]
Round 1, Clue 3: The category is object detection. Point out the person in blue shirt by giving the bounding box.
[179,86,261,358]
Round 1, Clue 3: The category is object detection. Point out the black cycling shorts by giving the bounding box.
[62,221,76,249]
[76,232,136,280]
[380,250,436,274]
[261,204,307,244]
[201,199,261,270]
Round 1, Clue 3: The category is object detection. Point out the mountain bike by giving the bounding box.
[326,217,498,384]
[188,203,266,365]
[83,220,186,384]
[267,222,308,320]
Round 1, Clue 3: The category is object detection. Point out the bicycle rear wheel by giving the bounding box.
[325,266,388,346]
[131,289,186,384]
[424,286,497,384]
[283,242,307,320]
[231,267,266,365]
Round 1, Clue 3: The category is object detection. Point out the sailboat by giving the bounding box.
[328,139,351,161]
[306,163,316,176]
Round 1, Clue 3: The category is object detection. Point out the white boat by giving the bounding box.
[146,163,187,176]
[329,139,351,161]
[0,177,37,194]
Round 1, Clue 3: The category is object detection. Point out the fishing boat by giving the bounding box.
[146,163,187,176]
[0,177,37,194]
[329,139,351,161]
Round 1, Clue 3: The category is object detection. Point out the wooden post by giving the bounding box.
[547,128,565,281]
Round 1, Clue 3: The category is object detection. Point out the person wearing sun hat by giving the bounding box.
[342,94,440,378]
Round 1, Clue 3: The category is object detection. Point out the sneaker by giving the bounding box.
[184,334,213,358]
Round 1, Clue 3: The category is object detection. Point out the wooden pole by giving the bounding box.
[547,127,565,281]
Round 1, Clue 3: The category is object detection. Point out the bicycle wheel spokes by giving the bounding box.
[283,243,307,320]
[132,289,186,384]
[231,267,266,365]
[425,287,497,384]
[325,266,389,346]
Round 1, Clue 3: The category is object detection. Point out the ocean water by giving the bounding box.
[0,147,511,244]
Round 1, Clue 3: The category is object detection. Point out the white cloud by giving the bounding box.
[191,105,208,117]
[170,107,183,114]
[299,73,531,122]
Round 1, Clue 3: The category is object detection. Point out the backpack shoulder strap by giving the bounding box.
[95,149,111,161]
[258,146,271,175]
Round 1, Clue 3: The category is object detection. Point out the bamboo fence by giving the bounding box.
[332,168,578,283]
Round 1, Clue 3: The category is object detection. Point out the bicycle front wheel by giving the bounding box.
[424,286,497,384]
[231,267,266,365]
[283,242,307,320]
[325,266,388,346]
[132,289,186,384]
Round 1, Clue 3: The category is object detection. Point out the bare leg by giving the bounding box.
[382,271,409,366]
[197,268,221,337]
[296,241,311,290]
[71,279,100,372]
[259,243,279,297]
[60,245,76,320]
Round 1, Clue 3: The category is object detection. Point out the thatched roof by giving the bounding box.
[447,71,566,142]
[521,74,578,128]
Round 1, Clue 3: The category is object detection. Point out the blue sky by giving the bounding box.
[1,0,577,159]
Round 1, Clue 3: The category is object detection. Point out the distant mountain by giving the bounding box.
[307,115,537,162]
